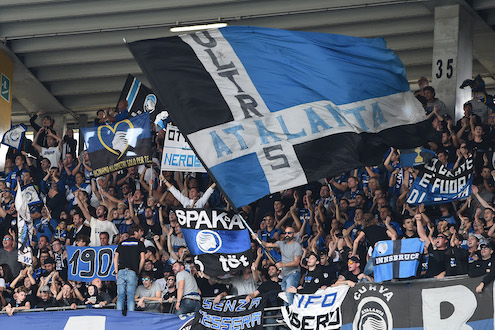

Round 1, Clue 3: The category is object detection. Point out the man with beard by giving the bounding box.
[76,191,119,246]
[66,209,91,246]
[262,226,302,305]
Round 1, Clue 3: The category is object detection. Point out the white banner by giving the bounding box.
[280,286,349,330]
[161,125,206,172]
[16,184,33,265]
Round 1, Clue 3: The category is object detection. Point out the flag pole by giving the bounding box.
[157,122,278,264]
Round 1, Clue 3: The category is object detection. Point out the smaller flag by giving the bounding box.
[161,125,206,173]
[280,286,349,330]
[22,184,42,206]
[406,156,474,205]
[117,74,167,122]
[399,148,436,167]
[372,238,425,282]
[1,124,26,150]
[176,208,252,277]
[192,295,267,330]
[16,184,33,265]
[81,112,153,177]
[460,74,495,111]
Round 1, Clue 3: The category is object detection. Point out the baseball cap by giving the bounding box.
[349,256,360,263]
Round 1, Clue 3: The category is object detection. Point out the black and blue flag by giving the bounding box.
[406,156,473,205]
[176,208,252,277]
[81,112,152,177]
[372,238,425,282]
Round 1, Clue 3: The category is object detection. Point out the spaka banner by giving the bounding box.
[176,208,252,277]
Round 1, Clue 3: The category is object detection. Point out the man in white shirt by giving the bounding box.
[75,190,119,246]
[33,128,62,169]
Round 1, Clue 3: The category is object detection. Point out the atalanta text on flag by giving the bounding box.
[81,112,152,177]
[176,208,252,277]
[129,26,431,207]
[407,156,473,205]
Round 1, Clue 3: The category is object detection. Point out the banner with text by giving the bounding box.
[281,286,349,330]
[161,125,206,173]
[176,208,252,277]
[406,156,473,205]
[81,112,152,177]
[192,295,267,330]
[0,309,194,330]
[340,276,494,329]
[67,245,117,282]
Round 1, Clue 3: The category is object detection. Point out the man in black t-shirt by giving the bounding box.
[334,256,372,287]
[287,253,325,294]
[113,224,145,315]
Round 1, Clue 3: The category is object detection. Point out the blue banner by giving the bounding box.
[407,156,473,205]
[0,309,194,330]
[67,245,117,282]
[372,238,425,282]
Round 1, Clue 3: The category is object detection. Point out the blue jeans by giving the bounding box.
[175,298,201,315]
[281,270,301,305]
[117,269,138,312]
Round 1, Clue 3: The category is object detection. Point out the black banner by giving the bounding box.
[192,295,267,330]
[341,275,494,329]
[177,209,252,277]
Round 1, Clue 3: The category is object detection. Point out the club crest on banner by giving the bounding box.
[144,94,157,113]
[196,230,222,253]
[353,297,393,330]
[97,119,134,158]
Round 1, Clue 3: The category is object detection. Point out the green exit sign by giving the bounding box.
[1,73,10,103]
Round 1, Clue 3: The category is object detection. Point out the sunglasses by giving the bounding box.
[3,238,11,241]
[142,278,150,281]
[348,261,355,265]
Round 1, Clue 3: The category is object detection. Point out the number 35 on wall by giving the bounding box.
[435,59,454,79]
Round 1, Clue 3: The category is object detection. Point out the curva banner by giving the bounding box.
[340,275,494,329]
[67,245,117,282]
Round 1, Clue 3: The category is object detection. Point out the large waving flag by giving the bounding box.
[81,112,152,177]
[129,26,431,207]
[1,124,26,150]
[16,184,34,265]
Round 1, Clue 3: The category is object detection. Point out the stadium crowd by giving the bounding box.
[1,78,495,318]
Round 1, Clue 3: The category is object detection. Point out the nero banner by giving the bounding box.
[161,125,206,173]
[67,245,117,282]
[176,209,252,277]
[192,295,267,330]
[0,309,194,330]
[340,276,494,329]
[407,156,473,205]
